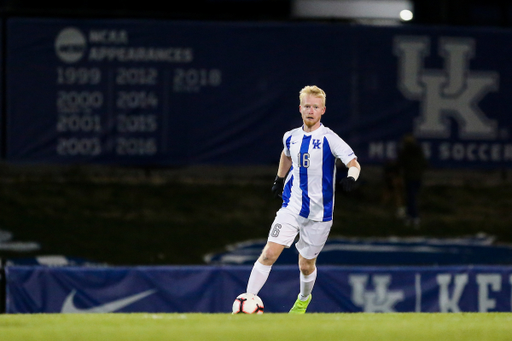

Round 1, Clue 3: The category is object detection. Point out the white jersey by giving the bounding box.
[281,124,356,222]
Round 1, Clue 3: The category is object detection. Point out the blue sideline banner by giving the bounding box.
[6,19,512,167]
[6,265,512,313]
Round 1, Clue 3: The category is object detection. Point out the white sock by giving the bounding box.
[246,261,272,295]
[299,268,317,300]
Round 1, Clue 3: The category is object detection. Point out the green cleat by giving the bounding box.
[289,294,312,314]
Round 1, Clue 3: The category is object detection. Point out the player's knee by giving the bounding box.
[259,244,282,265]
[299,260,316,276]
[260,250,278,264]
[299,265,314,276]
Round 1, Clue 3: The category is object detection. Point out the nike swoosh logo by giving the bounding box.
[61,289,157,313]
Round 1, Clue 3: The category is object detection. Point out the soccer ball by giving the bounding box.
[232,293,264,314]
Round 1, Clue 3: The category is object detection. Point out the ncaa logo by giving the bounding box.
[55,27,87,63]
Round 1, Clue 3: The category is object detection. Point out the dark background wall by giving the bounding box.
[1,0,511,27]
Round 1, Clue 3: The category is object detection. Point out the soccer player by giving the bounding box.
[245,85,361,313]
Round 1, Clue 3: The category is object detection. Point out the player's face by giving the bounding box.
[300,95,325,131]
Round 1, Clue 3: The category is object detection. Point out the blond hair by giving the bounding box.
[299,85,326,106]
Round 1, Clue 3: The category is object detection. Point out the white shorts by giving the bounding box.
[267,207,333,260]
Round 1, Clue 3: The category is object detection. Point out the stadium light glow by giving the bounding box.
[292,0,414,26]
[400,9,413,21]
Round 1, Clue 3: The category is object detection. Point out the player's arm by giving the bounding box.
[339,157,361,192]
[272,151,292,198]
[347,158,361,174]
[277,151,292,178]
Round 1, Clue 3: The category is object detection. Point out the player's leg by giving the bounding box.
[258,241,286,265]
[289,217,332,313]
[298,254,317,299]
[289,255,316,314]
[246,242,284,295]
[246,208,299,295]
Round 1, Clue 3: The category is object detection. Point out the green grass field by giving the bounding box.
[1,313,512,341]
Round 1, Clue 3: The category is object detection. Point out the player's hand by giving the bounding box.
[271,176,285,198]
[339,176,356,192]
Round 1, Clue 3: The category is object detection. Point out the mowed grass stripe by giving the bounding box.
[1,313,512,341]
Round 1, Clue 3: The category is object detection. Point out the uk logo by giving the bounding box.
[394,36,499,140]
[348,274,404,312]
[312,139,321,149]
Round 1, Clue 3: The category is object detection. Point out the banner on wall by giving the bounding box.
[6,265,512,313]
[353,26,512,169]
[6,19,512,167]
[6,19,353,165]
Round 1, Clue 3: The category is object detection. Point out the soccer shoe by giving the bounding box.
[289,294,312,314]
